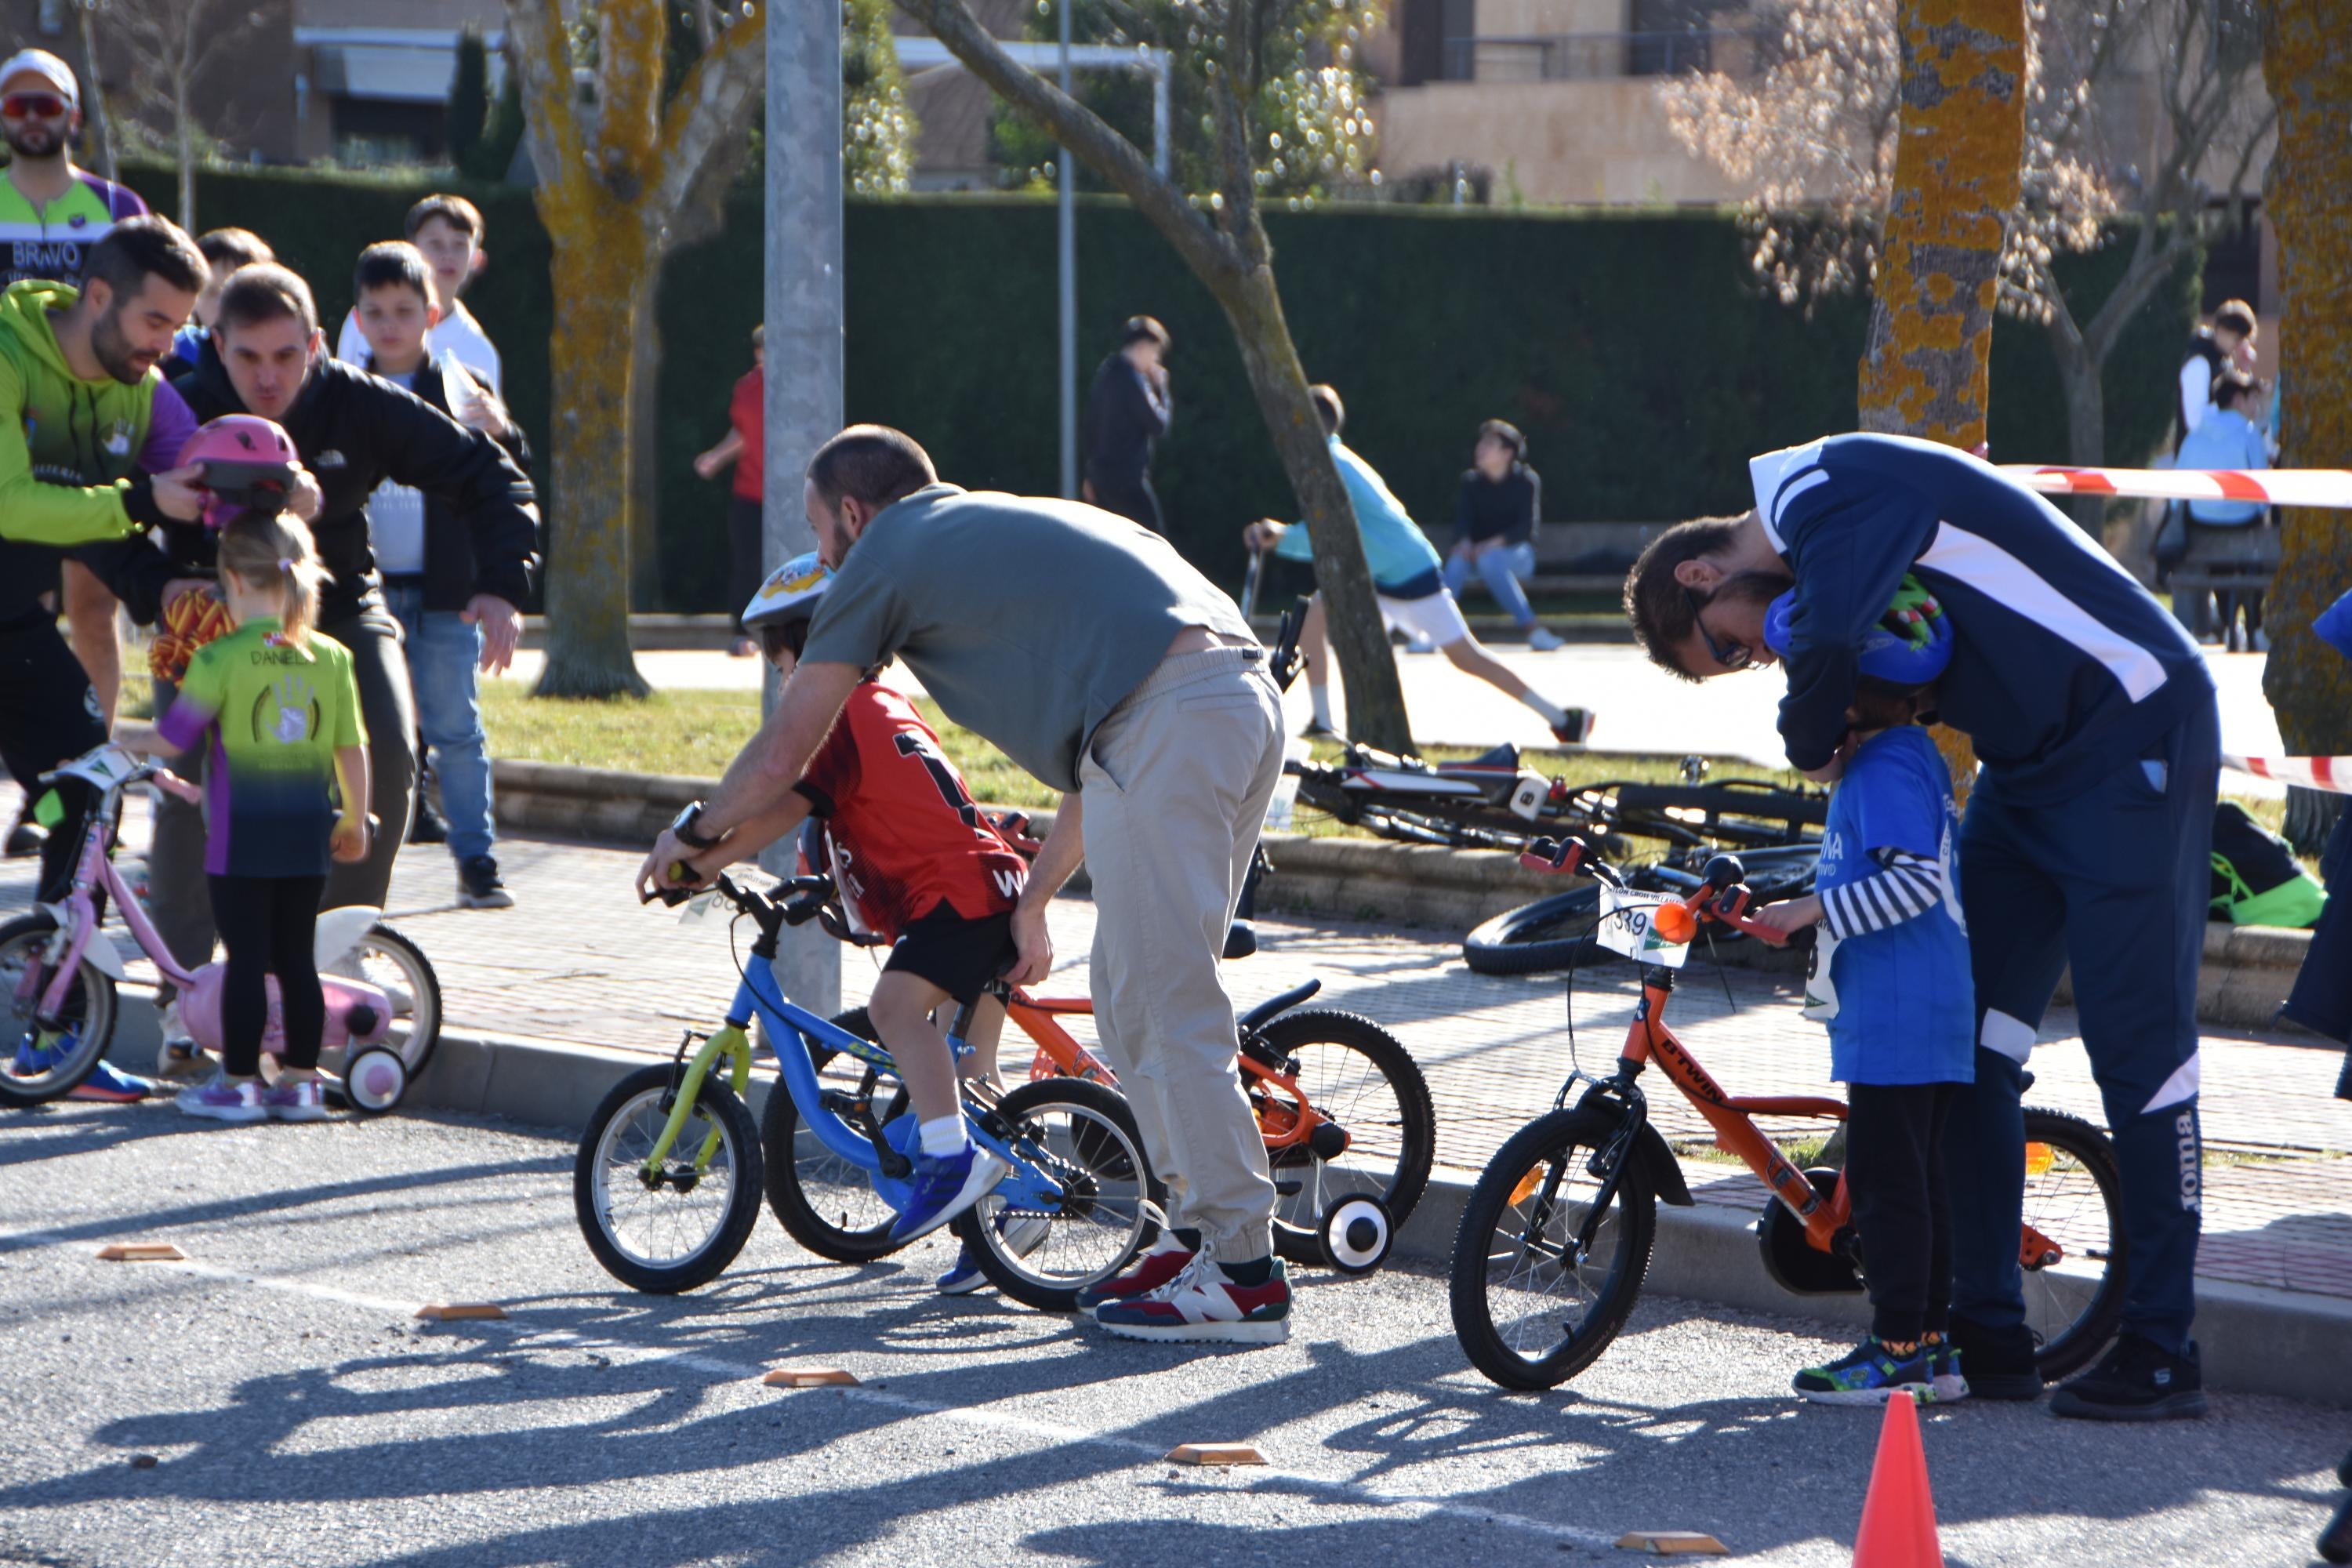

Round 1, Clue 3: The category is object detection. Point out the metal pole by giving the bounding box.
[760,0,844,1017]
[1151,56,1170,179]
[1057,0,1077,499]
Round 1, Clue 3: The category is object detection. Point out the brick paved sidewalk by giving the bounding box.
[6,804,2347,1304]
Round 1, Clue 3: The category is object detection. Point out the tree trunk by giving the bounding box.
[76,5,116,183]
[1857,0,2024,807]
[2258,0,2352,783]
[1217,263,1411,754]
[535,237,652,698]
[175,79,195,231]
[2046,313,2109,533]
[626,267,665,612]
[1856,0,2023,449]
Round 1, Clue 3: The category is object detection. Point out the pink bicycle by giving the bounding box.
[1,745,442,1112]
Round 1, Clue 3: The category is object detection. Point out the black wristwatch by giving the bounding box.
[670,801,720,851]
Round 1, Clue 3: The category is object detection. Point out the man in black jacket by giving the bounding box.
[1080,315,1171,532]
[85,262,537,994]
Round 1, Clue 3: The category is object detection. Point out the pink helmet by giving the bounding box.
[176,414,298,529]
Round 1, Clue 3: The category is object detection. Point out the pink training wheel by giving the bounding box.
[342,1047,408,1116]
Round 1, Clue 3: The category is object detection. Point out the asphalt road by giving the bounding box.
[2,1103,2343,1568]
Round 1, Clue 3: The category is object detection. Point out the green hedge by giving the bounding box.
[125,169,2201,613]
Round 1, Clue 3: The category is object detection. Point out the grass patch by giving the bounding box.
[478,681,1065,808]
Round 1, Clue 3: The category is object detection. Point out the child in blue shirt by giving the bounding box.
[1755,676,1974,1404]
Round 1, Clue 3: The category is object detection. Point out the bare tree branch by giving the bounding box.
[893,0,1240,284]
[651,2,768,247]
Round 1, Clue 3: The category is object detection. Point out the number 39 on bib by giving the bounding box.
[1595,885,1691,969]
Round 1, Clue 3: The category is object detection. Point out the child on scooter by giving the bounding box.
[649,552,1033,1291]
[1751,597,1973,1405]
[118,511,370,1123]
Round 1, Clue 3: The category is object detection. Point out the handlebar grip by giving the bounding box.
[1708,884,1792,947]
[1519,835,1585,875]
[655,879,696,909]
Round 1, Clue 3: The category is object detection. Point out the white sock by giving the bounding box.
[1519,689,1569,728]
[918,1115,968,1158]
[1309,684,1334,728]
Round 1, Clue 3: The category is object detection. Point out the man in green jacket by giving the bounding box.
[0,216,209,1101]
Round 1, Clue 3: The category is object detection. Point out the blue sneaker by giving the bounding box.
[889,1144,1008,1245]
[937,1243,987,1296]
[1793,1337,1935,1406]
[69,1058,157,1103]
[9,1030,65,1078]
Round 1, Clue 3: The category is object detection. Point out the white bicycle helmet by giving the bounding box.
[741,550,831,656]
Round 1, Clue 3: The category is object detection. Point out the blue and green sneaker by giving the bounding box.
[1793,1337,1935,1406]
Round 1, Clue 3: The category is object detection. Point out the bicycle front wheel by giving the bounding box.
[955,1078,1158,1312]
[1450,1107,1656,1390]
[1251,1009,1435,1263]
[2020,1106,2128,1381]
[0,912,118,1109]
[1461,888,1604,977]
[575,1065,763,1294]
[761,1009,908,1264]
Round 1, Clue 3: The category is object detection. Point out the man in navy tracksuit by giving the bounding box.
[1624,432,2217,1421]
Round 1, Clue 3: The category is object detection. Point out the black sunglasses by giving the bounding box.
[1686,587,1753,672]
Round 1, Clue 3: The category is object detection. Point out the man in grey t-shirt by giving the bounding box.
[637,425,1293,1344]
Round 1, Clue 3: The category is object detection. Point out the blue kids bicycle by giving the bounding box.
[572,872,1158,1308]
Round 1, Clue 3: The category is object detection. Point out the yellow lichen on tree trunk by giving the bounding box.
[505,0,767,698]
[1859,0,2025,804]
[2258,0,2352,761]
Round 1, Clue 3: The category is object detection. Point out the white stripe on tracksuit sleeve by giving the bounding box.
[1820,849,1946,940]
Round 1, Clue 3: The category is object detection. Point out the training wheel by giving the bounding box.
[337,1047,408,1116]
[1318,1193,1393,1276]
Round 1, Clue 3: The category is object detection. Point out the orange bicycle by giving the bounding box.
[761,880,1434,1276]
[1449,835,2126,1391]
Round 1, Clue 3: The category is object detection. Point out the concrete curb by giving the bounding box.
[488,759,2303,1018]
[418,1022,2352,1408]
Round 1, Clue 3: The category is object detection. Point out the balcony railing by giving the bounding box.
[1439,29,1754,84]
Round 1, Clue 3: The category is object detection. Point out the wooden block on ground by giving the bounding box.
[762,1367,861,1388]
[1615,1531,1728,1555]
[414,1302,508,1321]
[96,1243,187,1261]
[1165,1443,1269,1467]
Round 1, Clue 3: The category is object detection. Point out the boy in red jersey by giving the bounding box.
[670,553,1031,1274]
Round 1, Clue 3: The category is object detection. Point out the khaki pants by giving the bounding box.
[1080,646,1285,1259]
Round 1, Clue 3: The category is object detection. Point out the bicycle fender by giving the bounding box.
[1633,1123,1693,1207]
[71,925,129,982]
[1237,978,1321,1033]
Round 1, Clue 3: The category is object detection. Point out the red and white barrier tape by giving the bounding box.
[2225,755,2352,793]
[2005,465,2352,510]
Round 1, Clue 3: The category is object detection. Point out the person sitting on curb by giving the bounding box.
[1243,385,1592,746]
[1443,419,1560,650]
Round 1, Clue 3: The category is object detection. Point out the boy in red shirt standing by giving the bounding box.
[670,553,1030,1275]
[693,325,766,657]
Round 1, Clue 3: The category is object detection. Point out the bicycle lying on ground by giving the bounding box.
[1460,759,1823,976]
[760,867,1436,1277]
[1448,834,2125,1392]
[574,872,1160,1308]
[0,745,442,1112]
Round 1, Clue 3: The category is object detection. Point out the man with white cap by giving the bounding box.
[0,50,145,292]
[0,49,153,858]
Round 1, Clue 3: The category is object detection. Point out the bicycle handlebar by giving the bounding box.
[1519,836,1791,949]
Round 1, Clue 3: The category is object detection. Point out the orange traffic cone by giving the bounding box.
[1851,1394,1942,1566]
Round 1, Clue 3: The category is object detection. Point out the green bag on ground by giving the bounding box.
[2210,800,2327,927]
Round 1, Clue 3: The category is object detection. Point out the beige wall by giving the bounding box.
[1374,78,1737,205]
[1475,0,1626,34]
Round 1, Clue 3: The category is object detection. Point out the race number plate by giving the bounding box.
[1595,884,1691,968]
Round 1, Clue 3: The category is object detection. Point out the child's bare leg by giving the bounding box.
[1301,593,1340,731]
[868,970,962,1127]
[959,993,1008,1093]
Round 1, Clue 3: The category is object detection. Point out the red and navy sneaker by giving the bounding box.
[1093,1254,1291,1345]
[1551,708,1595,746]
[1075,1230,1196,1312]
